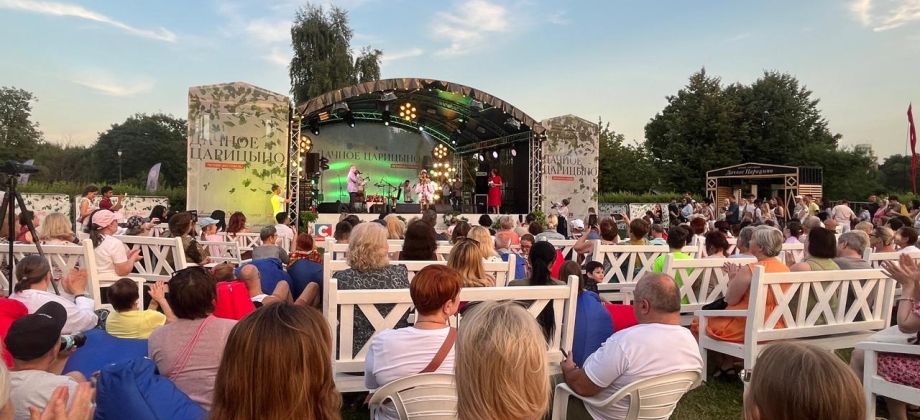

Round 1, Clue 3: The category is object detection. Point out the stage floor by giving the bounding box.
[314,213,527,233]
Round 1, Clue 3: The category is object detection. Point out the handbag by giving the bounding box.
[701,297,728,311]
[364,327,457,403]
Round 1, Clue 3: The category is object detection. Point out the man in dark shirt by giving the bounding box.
[667,199,680,228]
[726,195,740,225]
[867,194,879,220]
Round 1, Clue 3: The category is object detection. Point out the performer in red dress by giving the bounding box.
[488,168,502,214]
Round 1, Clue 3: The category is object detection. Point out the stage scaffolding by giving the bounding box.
[287,110,302,227]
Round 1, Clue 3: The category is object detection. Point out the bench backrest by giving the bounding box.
[545,240,580,261]
[592,244,699,285]
[661,255,756,316]
[746,266,895,343]
[329,242,454,261]
[782,242,805,264]
[693,236,739,258]
[113,235,187,282]
[198,240,245,265]
[219,232,290,252]
[324,276,579,374]
[322,254,516,286]
[0,242,138,309]
[865,251,920,268]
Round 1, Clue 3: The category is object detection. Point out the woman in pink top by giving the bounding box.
[783,220,803,244]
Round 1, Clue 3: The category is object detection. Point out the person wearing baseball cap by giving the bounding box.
[86,209,142,277]
[124,215,153,236]
[6,301,88,420]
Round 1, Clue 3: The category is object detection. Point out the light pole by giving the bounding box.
[117,148,123,184]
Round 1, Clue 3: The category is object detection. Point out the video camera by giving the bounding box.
[0,160,39,176]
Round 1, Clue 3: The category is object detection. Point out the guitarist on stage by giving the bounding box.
[347,165,367,212]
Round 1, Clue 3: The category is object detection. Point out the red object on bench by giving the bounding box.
[605,304,638,331]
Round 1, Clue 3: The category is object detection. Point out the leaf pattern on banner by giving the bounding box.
[541,115,600,219]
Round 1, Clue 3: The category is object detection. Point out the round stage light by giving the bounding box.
[478,154,484,162]
[492,151,498,158]
[511,149,517,157]
[399,102,418,120]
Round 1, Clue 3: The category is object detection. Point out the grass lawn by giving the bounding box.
[341,348,892,419]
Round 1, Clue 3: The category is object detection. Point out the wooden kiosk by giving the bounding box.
[705,163,823,213]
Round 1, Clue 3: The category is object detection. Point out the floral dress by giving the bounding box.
[878,303,920,388]
[289,250,322,266]
[332,265,410,357]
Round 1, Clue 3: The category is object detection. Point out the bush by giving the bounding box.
[17,181,186,210]
[598,191,691,204]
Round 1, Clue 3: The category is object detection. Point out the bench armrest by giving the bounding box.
[693,310,747,318]
[856,341,920,356]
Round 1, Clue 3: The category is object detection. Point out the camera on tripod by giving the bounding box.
[0,160,39,176]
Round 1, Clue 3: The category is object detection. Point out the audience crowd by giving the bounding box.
[0,189,916,420]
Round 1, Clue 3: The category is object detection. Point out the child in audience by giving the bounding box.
[105,279,176,339]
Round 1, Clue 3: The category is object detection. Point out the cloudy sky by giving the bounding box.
[1,0,918,160]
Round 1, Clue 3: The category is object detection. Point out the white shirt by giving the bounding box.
[94,235,128,276]
[365,327,456,420]
[582,323,702,420]
[11,289,97,334]
[10,370,78,420]
[898,245,920,254]
[274,224,295,241]
[831,205,856,224]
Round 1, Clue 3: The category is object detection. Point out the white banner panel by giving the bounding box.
[540,115,599,220]
[187,82,290,225]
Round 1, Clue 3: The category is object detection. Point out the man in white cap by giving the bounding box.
[793,195,808,220]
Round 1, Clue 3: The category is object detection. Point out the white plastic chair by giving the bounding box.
[367,373,457,420]
[857,341,920,420]
[551,370,702,420]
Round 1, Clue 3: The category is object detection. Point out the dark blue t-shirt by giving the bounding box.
[727,202,740,224]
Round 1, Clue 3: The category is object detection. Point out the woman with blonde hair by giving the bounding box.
[447,239,494,287]
[467,226,501,262]
[333,223,409,356]
[455,300,549,420]
[210,303,341,420]
[744,341,863,420]
[383,214,406,240]
[39,213,78,245]
[871,225,897,252]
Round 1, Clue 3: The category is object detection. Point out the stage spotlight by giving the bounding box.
[382,110,391,126]
[433,144,449,160]
[399,102,417,120]
[379,90,397,102]
[511,149,517,157]
[319,156,330,171]
[505,117,521,130]
[470,99,483,112]
[456,118,466,134]
[492,151,498,159]
[299,135,312,153]
[478,154,484,162]
[342,111,355,128]
[331,102,349,115]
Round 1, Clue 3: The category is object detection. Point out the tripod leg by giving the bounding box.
[11,191,59,295]
[0,194,11,294]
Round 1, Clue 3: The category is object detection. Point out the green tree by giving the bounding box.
[289,4,383,104]
[644,68,745,193]
[796,144,881,200]
[878,154,916,193]
[0,87,43,162]
[31,140,95,184]
[91,113,187,187]
[598,120,658,193]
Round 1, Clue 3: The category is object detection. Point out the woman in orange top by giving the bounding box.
[691,226,790,379]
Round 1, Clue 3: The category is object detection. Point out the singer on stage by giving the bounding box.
[347,165,366,212]
[450,174,462,211]
[488,168,502,214]
[415,170,435,212]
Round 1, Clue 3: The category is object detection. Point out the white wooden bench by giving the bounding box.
[695,267,895,382]
[198,240,247,265]
[857,341,920,419]
[329,242,454,261]
[591,244,699,303]
[0,242,143,310]
[324,275,579,392]
[865,251,920,269]
[693,236,740,258]
[220,232,292,252]
[782,242,805,264]
[546,239,580,261]
[661,255,756,325]
[322,254,516,286]
[113,235,188,283]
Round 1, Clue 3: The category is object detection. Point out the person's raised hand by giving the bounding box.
[128,248,142,261]
[148,281,167,303]
[882,255,920,292]
[62,269,88,296]
[560,349,576,371]
[723,262,740,278]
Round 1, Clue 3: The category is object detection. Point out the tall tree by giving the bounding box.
[878,154,915,193]
[0,87,43,162]
[91,113,187,186]
[598,120,658,193]
[644,68,746,193]
[31,140,95,184]
[289,4,382,104]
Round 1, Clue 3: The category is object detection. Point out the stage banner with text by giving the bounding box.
[187,82,290,225]
[541,115,599,220]
[311,124,438,203]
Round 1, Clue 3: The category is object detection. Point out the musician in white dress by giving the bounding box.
[415,171,435,212]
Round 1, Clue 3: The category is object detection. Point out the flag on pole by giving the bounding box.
[18,159,35,185]
[910,104,918,195]
[146,163,161,193]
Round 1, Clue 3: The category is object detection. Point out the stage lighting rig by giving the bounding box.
[299,135,312,154]
[308,118,320,135]
[505,118,521,130]
[343,111,356,128]
[319,156,330,171]
[382,111,392,126]
[399,102,417,121]
[432,144,449,160]
[379,90,398,102]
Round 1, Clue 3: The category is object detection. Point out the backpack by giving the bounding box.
[213,281,256,321]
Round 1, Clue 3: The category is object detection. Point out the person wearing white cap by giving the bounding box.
[793,195,808,221]
[87,209,142,277]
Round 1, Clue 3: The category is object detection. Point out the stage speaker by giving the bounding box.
[395,203,421,214]
[474,194,487,213]
[304,153,320,174]
[317,201,348,213]
[434,204,453,213]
